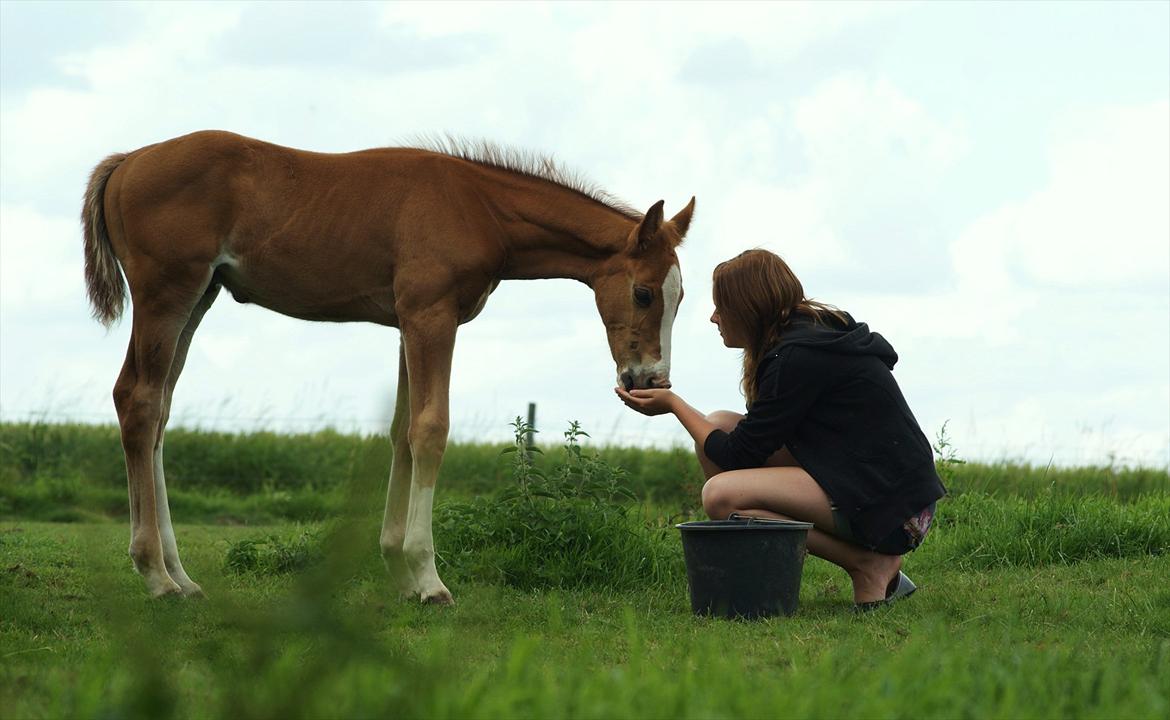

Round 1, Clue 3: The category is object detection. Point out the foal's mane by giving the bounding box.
[411,135,641,220]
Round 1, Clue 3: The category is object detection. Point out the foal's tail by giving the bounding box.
[82,153,128,327]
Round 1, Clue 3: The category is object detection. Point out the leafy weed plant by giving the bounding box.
[224,527,325,575]
[435,419,682,591]
[933,420,967,488]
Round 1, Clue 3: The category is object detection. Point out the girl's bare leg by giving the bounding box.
[695,411,797,478]
[695,412,902,604]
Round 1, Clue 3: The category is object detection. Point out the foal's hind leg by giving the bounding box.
[113,272,211,598]
[152,283,220,597]
[379,340,418,597]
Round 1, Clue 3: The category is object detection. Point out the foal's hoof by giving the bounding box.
[420,588,455,606]
[149,579,184,599]
[179,583,207,599]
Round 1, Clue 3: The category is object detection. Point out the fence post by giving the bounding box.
[525,402,536,453]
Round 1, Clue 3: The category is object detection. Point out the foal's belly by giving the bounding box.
[212,262,498,328]
[213,262,401,327]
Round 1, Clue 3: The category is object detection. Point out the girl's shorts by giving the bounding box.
[830,502,936,556]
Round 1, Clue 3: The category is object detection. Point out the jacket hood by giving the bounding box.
[764,313,898,370]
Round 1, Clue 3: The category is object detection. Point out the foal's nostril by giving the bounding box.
[621,372,635,391]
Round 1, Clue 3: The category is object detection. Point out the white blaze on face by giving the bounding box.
[653,264,682,379]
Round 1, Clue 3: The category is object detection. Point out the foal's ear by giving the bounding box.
[634,200,665,252]
[668,196,696,243]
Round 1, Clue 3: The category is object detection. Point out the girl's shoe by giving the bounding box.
[854,571,917,613]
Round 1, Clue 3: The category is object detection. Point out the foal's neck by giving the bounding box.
[490,174,634,285]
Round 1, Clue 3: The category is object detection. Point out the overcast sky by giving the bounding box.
[1,1,1167,467]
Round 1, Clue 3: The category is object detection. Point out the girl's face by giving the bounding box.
[710,304,745,348]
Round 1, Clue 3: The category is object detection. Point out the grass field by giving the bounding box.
[1,421,1168,719]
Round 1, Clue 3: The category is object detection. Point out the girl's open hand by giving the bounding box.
[615,387,677,416]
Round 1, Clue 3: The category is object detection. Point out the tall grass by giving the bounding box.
[927,492,1170,569]
[0,421,700,504]
[211,420,1167,599]
[2,421,1166,526]
[222,420,684,591]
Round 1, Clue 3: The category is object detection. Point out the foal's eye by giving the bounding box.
[633,286,653,308]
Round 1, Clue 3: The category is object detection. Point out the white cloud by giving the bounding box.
[844,100,1170,467]
[681,72,969,299]
[937,99,1170,340]
[1012,101,1170,289]
[0,203,80,310]
[793,73,968,199]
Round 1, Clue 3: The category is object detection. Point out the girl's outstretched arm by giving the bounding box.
[615,387,718,447]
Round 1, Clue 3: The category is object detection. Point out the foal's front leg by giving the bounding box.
[398,308,459,605]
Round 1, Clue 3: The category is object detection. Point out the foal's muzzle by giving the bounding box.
[620,370,671,391]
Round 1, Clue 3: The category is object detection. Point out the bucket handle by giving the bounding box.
[727,512,789,526]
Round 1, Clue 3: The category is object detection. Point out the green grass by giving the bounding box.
[2,520,1168,719]
[2,420,1168,718]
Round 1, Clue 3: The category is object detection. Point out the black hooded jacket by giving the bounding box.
[703,313,946,547]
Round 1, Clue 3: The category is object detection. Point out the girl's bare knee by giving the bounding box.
[701,475,733,520]
[704,410,744,433]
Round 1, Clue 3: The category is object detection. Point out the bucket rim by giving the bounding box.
[675,518,814,531]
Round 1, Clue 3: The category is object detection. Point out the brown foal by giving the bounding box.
[82,131,694,603]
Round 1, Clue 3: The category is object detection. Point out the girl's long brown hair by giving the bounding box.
[712,249,846,404]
